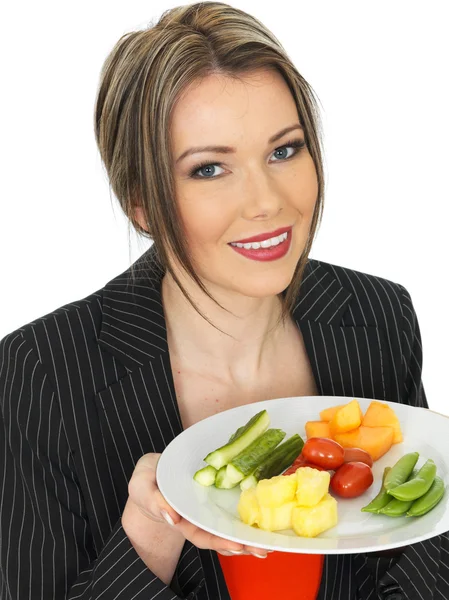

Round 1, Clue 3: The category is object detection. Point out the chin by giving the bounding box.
[228,272,295,299]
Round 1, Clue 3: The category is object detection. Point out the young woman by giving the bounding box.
[1,3,447,599]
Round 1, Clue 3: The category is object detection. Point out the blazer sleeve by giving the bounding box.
[0,330,194,600]
[354,284,449,600]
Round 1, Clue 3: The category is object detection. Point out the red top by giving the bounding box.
[217,551,324,600]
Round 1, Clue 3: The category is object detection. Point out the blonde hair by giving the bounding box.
[94,1,325,323]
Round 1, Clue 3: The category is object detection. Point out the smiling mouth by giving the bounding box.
[229,231,288,250]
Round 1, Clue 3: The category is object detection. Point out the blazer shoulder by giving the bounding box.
[307,258,414,330]
[310,257,408,300]
[0,285,106,362]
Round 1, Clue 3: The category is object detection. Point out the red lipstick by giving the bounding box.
[228,227,293,262]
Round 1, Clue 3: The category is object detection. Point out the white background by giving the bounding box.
[1,1,448,414]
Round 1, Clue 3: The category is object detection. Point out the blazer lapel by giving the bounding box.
[95,248,391,600]
[293,260,391,402]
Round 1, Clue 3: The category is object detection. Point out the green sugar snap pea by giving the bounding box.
[388,459,437,501]
[407,476,446,517]
[379,469,419,516]
[384,452,419,492]
[361,467,391,513]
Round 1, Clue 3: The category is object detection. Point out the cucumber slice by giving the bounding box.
[240,434,304,487]
[215,465,239,489]
[226,428,286,484]
[240,474,257,490]
[204,410,270,470]
[193,465,217,486]
[228,425,246,443]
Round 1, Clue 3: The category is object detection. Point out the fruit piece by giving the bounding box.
[302,438,345,470]
[329,400,363,436]
[204,410,270,469]
[237,487,260,526]
[295,467,331,507]
[319,405,345,422]
[283,461,326,476]
[305,421,331,439]
[333,425,394,461]
[256,474,297,508]
[258,501,297,531]
[330,462,374,498]
[362,400,403,444]
[291,493,338,538]
[226,428,286,484]
[343,447,373,467]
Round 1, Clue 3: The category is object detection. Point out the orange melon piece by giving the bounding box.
[329,399,363,436]
[319,405,345,422]
[333,425,394,461]
[362,401,403,444]
[305,421,331,440]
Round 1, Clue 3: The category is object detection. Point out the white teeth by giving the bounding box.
[230,231,288,249]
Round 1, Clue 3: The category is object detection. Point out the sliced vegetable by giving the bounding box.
[240,434,304,489]
[226,428,286,484]
[193,465,217,486]
[204,409,270,470]
[215,465,238,489]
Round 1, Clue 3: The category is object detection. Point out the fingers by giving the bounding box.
[128,453,180,525]
[172,517,271,557]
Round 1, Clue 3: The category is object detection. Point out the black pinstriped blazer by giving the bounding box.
[1,244,448,600]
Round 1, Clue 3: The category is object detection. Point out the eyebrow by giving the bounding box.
[175,123,304,164]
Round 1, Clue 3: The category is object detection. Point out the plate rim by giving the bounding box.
[156,395,449,554]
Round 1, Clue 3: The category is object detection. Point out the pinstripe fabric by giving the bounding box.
[1,244,448,600]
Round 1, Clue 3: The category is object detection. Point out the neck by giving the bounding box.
[161,271,287,385]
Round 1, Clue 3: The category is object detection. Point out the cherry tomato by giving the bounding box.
[302,437,345,470]
[283,462,326,475]
[330,462,374,498]
[343,447,373,468]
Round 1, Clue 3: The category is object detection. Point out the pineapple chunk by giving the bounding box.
[295,467,330,507]
[292,493,338,538]
[258,501,297,531]
[256,474,297,508]
[237,487,260,526]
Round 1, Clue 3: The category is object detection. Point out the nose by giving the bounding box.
[240,170,284,220]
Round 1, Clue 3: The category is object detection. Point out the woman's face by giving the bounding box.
[168,68,318,300]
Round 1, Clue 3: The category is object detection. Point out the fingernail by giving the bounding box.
[252,552,267,559]
[160,509,175,526]
[229,549,244,555]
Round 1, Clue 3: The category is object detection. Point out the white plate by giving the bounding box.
[156,396,449,554]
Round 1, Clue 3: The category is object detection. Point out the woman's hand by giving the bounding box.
[123,453,271,559]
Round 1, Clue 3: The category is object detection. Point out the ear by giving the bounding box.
[134,206,149,232]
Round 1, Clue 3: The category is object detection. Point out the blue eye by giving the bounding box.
[188,138,306,180]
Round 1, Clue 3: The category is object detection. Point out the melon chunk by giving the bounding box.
[329,399,363,436]
[319,405,345,422]
[305,420,331,440]
[362,401,403,444]
[333,425,394,461]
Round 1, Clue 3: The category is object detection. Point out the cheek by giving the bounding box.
[178,194,236,249]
